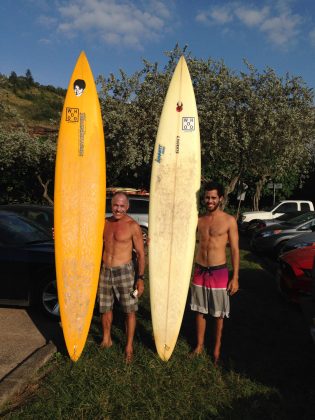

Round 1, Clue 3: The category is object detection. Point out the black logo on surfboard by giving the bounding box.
[66,107,79,122]
[182,117,195,131]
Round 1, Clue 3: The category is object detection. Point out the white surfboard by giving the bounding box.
[149,56,201,361]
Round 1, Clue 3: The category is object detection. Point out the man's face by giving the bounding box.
[111,194,129,220]
[74,84,84,96]
[204,189,222,212]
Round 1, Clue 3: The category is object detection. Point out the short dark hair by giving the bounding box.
[204,181,224,198]
[73,79,86,90]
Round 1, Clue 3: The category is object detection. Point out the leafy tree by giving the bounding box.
[0,125,56,204]
[25,69,34,87]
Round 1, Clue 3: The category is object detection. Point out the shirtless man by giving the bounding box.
[98,192,145,362]
[190,181,239,364]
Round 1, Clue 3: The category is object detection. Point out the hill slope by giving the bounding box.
[0,73,66,136]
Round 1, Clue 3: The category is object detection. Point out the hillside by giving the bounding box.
[0,72,66,136]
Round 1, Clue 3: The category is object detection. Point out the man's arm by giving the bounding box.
[132,223,145,297]
[227,216,239,295]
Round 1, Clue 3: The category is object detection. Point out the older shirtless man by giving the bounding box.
[98,192,145,362]
[190,181,239,364]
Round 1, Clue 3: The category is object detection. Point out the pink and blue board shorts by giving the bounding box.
[190,263,230,318]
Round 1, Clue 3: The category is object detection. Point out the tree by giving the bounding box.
[0,125,56,204]
[25,69,34,87]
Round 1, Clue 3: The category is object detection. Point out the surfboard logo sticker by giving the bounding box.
[74,79,86,97]
[66,107,79,123]
[176,136,180,154]
[182,117,195,131]
[79,112,86,156]
[176,101,183,112]
[155,144,165,163]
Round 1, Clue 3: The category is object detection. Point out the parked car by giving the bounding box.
[105,195,149,243]
[239,200,314,232]
[250,211,315,257]
[0,204,54,237]
[277,246,315,302]
[245,211,304,237]
[280,231,315,255]
[0,210,58,318]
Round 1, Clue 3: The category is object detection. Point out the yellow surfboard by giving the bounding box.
[149,56,201,361]
[54,52,106,361]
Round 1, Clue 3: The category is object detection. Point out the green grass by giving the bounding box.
[2,244,315,419]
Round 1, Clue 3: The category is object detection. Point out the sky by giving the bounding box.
[1,0,315,90]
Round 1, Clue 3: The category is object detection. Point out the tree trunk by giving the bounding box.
[37,175,54,205]
[253,176,266,211]
[223,175,240,210]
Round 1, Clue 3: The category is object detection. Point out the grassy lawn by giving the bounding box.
[2,241,315,419]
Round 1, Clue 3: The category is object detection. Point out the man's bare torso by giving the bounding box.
[102,215,135,267]
[195,210,232,267]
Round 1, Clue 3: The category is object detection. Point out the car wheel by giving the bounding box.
[39,276,60,318]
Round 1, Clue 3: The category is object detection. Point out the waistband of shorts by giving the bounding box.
[103,261,133,271]
[195,262,227,272]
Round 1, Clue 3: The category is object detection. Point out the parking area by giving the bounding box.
[0,307,64,408]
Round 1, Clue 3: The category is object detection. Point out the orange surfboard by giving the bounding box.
[54,52,106,361]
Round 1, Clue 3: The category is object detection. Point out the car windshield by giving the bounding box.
[0,213,50,245]
[275,212,301,221]
[262,203,280,211]
[285,212,315,226]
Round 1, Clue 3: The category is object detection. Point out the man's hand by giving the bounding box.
[136,279,144,297]
[227,278,239,296]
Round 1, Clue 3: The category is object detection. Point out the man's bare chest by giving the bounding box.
[105,223,132,243]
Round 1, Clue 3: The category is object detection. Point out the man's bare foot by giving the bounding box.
[189,346,204,357]
[100,339,113,349]
[125,349,133,364]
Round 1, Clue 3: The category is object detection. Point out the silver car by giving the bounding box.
[250,211,315,257]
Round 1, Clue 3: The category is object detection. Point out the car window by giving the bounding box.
[105,198,111,213]
[300,203,310,212]
[276,212,300,221]
[276,202,297,213]
[0,214,50,245]
[286,212,315,226]
[25,210,53,228]
[129,199,149,214]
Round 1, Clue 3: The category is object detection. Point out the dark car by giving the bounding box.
[245,211,305,237]
[0,210,58,318]
[250,211,315,257]
[0,204,54,237]
[280,231,315,255]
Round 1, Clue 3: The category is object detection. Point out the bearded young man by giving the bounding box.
[190,181,239,364]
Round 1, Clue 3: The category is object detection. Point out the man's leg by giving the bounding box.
[100,311,113,348]
[192,312,206,354]
[213,317,224,365]
[125,311,136,362]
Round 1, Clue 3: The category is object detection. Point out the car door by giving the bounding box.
[0,243,32,304]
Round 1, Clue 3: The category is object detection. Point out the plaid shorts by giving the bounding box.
[98,261,138,314]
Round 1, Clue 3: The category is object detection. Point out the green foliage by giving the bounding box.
[0,125,56,204]
[1,47,314,206]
